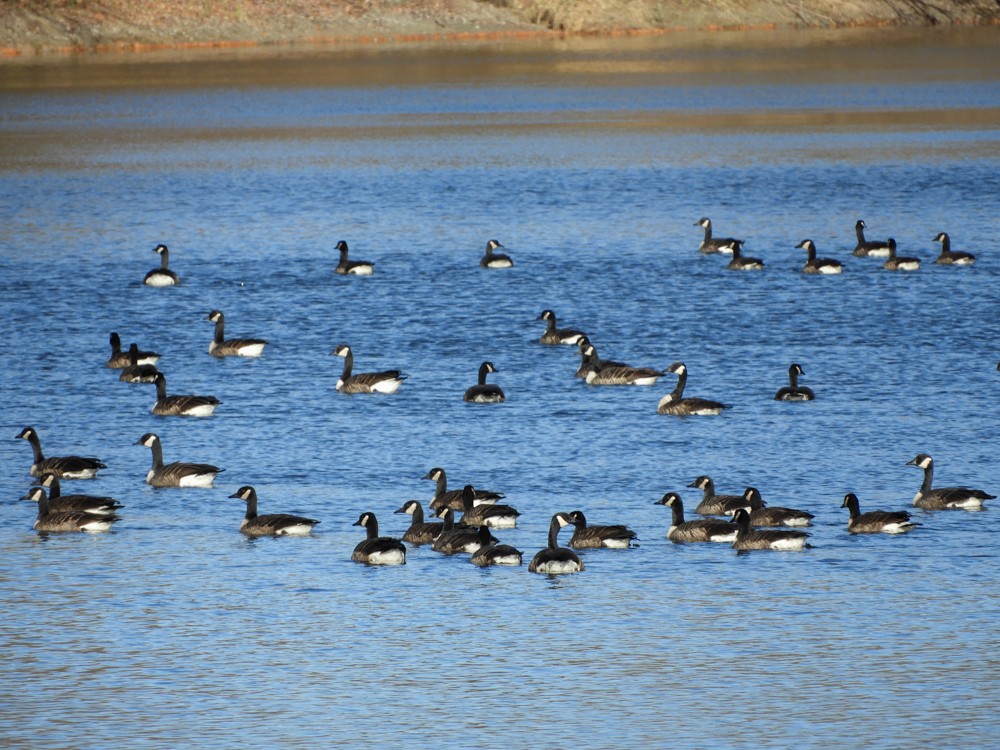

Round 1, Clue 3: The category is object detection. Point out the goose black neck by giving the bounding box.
[461,485,476,511]
[670,501,685,526]
[148,439,164,470]
[844,495,861,520]
[806,244,817,262]
[154,375,168,401]
[366,516,379,540]
[699,478,715,500]
[24,432,44,462]
[36,489,50,519]
[128,344,140,367]
[440,508,455,533]
[939,234,951,253]
[46,475,63,498]
[703,223,712,242]
[545,315,557,332]
[478,363,491,386]
[433,471,448,498]
[213,316,226,344]
[856,222,866,243]
[244,489,258,521]
[921,463,933,493]
[110,333,123,354]
[409,503,425,524]
[160,248,170,270]
[788,367,799,389]
[547,515,564,549]
[671,369,687,401]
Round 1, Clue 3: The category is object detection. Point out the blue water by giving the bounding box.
[1,27,998,749]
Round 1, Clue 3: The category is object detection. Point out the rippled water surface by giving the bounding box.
[1,27,998,749]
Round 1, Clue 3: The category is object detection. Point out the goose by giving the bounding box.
[331,344,407,394]
[143,243,179,286]
[470,526,523,567]
[582,343,664,386]
[29,472,122,515]
[841,493,918,534]
[206,310,267,357]
[352,512,406,565]
[424,467,504,512]
[106,332,159,368]
[432,507,495,554]
[463,362,505,403]
[16,426,105,479]
[537,310,586,345]
[725,240,764,271]
[566,509,637,549]
[796,239,843,274]
[695,217,740,255]
[152,372,220,417]
[457,485,520,529]
[394,500,443,545]
[907,454,993,510]
[334,240,374,275]
[853,219,891,258]
[883,238,920,271]
[574,336,629,379]
[688,475,761,516]
[135,433,224,488]
[119,343,160,383]
[32,489,121,533]
[731,488,814,527]
[932,232,975,266]
[655,492,738,543]
[657,362,730,416]
[732,508,810,551]
[528,513,584,574]
[774,363,815,401]
[480,239,513,268]
[229,486,319,537]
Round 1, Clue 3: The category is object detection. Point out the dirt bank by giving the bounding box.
[2,0,998,57]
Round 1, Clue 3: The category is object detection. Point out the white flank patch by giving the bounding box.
[632,376,659,386]
[882,523,912,534]
[236,343,266,357]
[367,549,406,565]
[144,275,177,287]
[602,538,632,549]
[276,524,314,536]
[953,496,985,509]
[783,517,812,527]
[953,256,974,266]
[371,379,403,394]
[179,473,216,488]
[487,259,513,268]
[491,554,522,565]
[484,516,518,529]
[79,519,115,532]
[898,261,920,271]
[692,406,723,416]
[183,403,218,417]
[535,560,582,574]
[770,536,807,551]
[709,532,737,543]
[868,247,891,258]
[819,265,842,275]
[60,469,100,479]
[349,265,374,276]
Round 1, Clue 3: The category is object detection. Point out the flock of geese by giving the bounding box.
[13,222,994,574]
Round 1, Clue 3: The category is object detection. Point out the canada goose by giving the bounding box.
[733,488,814,527]
[796,240,843,274]
[883,239,920,271]
[567,510,637,549]
[31,489,121,533]
[528,513,584,574]
[774,363,815,401]
[432,507,495,554]
[135,432,224,488]
[574,336,629,379]
[695,217,740,255]
[658,363,730,416]
[907,454,993,510]
[334,240,374,275]
[229,486,319,537]
[688,475,760,515]
[394,500,443,545]
[470,526,523,567]
[480,239,513,268]
[106,332,159,368]
[352,512,406,565]
[655,492,738,543]
[582,343,664,386]
[537,310,586,345]
[732,508,810,551]
[152,372,220,417]
[331,344,407,394]
[143,243,179,286]
[725,240,764,271]
[424,467,504,512]
[853,220,891,258]
[458,485,520,528]
[206,310,267,357]
[119,343,159,383]
[841,493,918,534]
[932,232,975,265]
[29,472,122,516]
[464,362,505,403]
[16,426,105,479]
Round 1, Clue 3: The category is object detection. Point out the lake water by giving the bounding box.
[1,26,998,748]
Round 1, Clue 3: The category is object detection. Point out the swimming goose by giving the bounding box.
[528,513,584,574]
[655,492,738,543]
[331,344,407,394]
[883,239,920,271]
[119,343,160,383]
[106,332,160,368]
[732,488,814,527]
[796,239,843,274]
[334,240,374,275]
[135,432,224,488]
[229,485,319,536]
[463,362,505,403]
[16,426,106,479]
[853,219,891,257]
[907,454,993,510]
[732,508,810,551]
[695,217,740,255]
[352,512,406,565]
[774,363,815,401]
[479,239,513,268]
[567,509,637,549]
[32,489,121,533]
[207,310,267,357]
[458,485,520,528]
[538,310,586,345]
[432,507,495,554]
[574,337,629,379]
[394,500,443,545]
[152,372,220,417]
[143,243,179,286]
[470,526,524,567]
[688,475,760,516]
[725,240,764,271]
[657,363,730,416]
[841,492,918,534]
[932,232,975,266]
[424,467,504,512]
[582,344,664,386]
[30,472,123,515]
